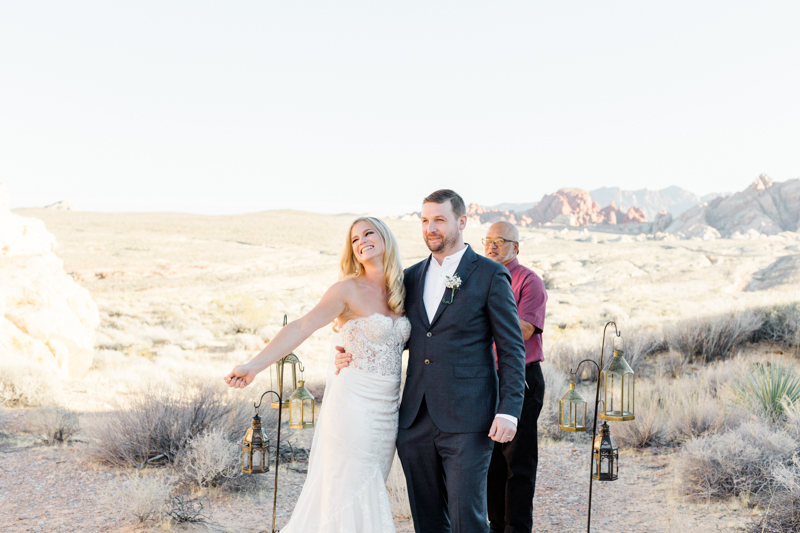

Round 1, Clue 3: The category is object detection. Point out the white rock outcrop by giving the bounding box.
[665,175,800,239]
[0,184,99,379]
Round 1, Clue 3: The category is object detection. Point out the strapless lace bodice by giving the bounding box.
[339,313,411,377]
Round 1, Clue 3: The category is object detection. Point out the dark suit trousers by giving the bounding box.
[487,362,546,533]
[397,397,495,533]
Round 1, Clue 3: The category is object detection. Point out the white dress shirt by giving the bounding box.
[422,244,518,428]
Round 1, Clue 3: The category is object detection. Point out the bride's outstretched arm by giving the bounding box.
[224,282,350,388]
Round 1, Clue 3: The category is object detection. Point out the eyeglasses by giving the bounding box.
[482,237,517,247]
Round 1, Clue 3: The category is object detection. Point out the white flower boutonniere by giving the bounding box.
[443,273,462,304]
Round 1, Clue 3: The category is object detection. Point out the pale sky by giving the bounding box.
[2,2,799,215]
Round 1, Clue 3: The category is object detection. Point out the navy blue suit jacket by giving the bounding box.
[398,245,527,433]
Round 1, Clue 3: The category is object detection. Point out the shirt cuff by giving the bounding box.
[495,414,518,427]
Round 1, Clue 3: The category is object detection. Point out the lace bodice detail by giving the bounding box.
[339,313,411,378]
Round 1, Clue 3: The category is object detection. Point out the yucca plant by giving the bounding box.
[732,360,800,422]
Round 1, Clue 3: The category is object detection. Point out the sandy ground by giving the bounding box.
[6,208,793,532]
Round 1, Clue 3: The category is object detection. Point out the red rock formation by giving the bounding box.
[406,188,649,228]
[622,207,647,224]
[524,189,604,226]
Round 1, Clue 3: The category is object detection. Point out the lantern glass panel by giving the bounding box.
[289,380,315,429]
[558,375,587,432]
[599,349,635,422]
[243,446,250,471]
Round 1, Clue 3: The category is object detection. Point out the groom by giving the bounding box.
[338,189,526,533]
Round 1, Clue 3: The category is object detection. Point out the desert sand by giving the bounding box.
[3,207,800,532]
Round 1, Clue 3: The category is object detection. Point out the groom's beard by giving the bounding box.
[425,228,459,253]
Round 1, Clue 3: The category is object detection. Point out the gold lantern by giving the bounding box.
[591,421,619,481]
[242,412,269,474]
[559,370,588,432]
[289,380,315,429]
[270,353,301,409]
[599,336,635,422]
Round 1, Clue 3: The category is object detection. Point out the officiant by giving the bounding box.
[483,221,548,533]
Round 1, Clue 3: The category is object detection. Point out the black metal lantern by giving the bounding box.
[242,412,269,474]
[591,421,619,481]
[289,380,315,429]
[561,322,634,532]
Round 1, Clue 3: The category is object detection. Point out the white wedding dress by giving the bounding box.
[281,313,411,533]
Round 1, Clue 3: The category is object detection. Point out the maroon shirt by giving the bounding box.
[504,257,547,364]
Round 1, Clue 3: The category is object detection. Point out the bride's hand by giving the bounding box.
[224,364,257,388]
[334,346,353,375]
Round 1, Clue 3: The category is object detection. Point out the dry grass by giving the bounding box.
[611,382,667,448]
[677,422,797,502]
[0,359,59,407]
[84,381,263,469]
[665,309,763,364]
[539,364,569,441]
[29,405,80,445]
[103,472,177,523]
[179,427,263,491]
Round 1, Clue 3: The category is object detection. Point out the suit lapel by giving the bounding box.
[418,255,432,329]
[429,245,479,329]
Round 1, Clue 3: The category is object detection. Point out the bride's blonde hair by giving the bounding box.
[340,217,405,315]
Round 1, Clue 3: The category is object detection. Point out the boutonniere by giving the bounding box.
[442,273,462,304]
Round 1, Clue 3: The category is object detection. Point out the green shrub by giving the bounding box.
[732,360,800,422]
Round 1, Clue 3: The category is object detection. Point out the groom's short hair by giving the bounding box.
[423,189,466,218]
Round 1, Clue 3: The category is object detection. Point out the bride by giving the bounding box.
[224,216,410,533]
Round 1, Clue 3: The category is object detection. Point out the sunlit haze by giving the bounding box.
[2,1,799,215]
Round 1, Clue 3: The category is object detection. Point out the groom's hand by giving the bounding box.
[488,417,517,443]
[334,346,353,375]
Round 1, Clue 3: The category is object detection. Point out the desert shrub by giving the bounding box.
[105,473,177,523]
[164,495,210,523]
[549,336,598,382]
[539,364,569,440]
[0,359,59,407]
[749,459,800,533]
[622,326,666,374]
[677,422,797,502]
[657,350,689,379]
[783,398,800,441]
[754,302,800,348]
[665,381,729,443]
[732,360,800,422]
[666,309,762,364]
[29,405,80,445]
[386,452,411,519]
[611,382,666,448]
[84,381,265,469]
[179,428,262,491]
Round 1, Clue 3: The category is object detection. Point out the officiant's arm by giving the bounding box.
[224,282,350,388]
[487,268,527,421]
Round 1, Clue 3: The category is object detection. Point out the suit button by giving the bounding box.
[424,359,430,365]
[426,332,432,337]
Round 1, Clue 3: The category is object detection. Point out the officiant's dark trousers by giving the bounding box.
[397,396,495,533]
[487,362,545,533]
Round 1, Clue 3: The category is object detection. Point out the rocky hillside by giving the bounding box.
[404,188,647,228]
[589,186,724,220]
[0,184,99,379]
[664,174,800,239]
